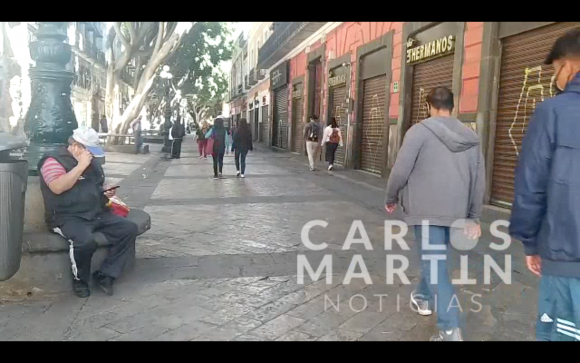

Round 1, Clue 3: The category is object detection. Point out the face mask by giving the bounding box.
[554,64,566,95]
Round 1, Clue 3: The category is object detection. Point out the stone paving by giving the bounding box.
[0,141,538,341]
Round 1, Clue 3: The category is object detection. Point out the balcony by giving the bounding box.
[249,68,258,86]
[257,22,326,69]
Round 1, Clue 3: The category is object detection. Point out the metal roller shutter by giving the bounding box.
[314,62,323,117]
[360,75,386,174]
[260,105,268,143]
[330,85,348,166]
[292,98,303,153]
[491,22,580,207]
[273,88,288,149]
[410,54,454,125]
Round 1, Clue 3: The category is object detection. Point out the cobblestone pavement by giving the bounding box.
[0,141,537,341]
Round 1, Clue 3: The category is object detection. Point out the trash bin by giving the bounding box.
[0,133,29,281]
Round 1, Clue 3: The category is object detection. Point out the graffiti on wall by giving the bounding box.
[508,65,556,156]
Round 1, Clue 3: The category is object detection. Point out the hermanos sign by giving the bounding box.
[406,35,455,64]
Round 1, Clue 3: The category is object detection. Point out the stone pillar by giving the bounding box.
[23,22,77,233]
[24,22,77,175]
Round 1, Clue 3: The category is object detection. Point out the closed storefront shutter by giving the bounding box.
[260,105,268,143]
[360,75,387,174]
[292,98,303,153]
[330,85,348,166]
[410,54,454,125]
[491,22,580,207]
[273,89,289,149]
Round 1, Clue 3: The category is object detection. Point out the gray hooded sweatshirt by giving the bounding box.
[385,116,485,226]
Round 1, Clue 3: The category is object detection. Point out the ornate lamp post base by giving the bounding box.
[23,22,77,175]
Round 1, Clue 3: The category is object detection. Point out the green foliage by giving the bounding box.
[151,22,234,115]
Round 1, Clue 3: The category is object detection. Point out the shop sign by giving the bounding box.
[270,61,289,90]
[328,74,347,87]
[406,35,455,64]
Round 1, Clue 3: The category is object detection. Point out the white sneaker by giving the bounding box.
[236,171,241,177]
[328,165,333,171]
[410,290,432,316]
[241,174,245,178]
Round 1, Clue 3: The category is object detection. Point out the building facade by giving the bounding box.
[0,22,134,134]
[228,21,580,210]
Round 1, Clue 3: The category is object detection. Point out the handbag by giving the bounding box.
[106,196,130,218]
[205,137,215,155]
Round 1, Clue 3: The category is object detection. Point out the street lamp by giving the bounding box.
[160,65,173,154]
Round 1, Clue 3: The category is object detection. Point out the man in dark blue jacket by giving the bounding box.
[510,28,580,341]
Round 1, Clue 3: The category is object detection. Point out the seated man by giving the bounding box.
[38,127,138,298]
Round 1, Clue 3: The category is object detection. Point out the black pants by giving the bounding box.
[53,212,138,284]
[213,151,225,176]
[326,143,339,165]
[235,149,249,174]
[171,138,183,158]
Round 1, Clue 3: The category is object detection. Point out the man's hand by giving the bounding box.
[526,255,542,277]
[464,222,482,240]
[103,185,117,199]
[385,203,397,214]
[76,150,93,170]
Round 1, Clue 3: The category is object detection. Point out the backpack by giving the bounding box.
[329,128,340,143]
[308,123,320,142]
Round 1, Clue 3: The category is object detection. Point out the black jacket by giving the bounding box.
[171,123,186,139]
[232,129,253,152]
[38,148,108,228]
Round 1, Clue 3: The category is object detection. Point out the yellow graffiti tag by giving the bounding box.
[508,65,556,156]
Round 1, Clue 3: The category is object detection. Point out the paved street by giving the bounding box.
[0,140,537,341]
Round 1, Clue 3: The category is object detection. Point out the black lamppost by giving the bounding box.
[23,22,77,174]
[160,65,173,154]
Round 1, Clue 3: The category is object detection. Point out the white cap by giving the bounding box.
[72,127,104,157]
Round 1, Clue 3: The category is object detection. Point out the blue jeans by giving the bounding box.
[536,275,580,341]
[235,149,248,174]
[414,225,460,330]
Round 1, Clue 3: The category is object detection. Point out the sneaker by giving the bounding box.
[218,172,223,179]
[410,290,432,316]
[241,174,245,178]
[236,171,241,177]
[328,164,334,171]
[213,175,219,180]
[73,279,90,298]
[430,328,464,341]
[93,271,114,296]
[204,156,207,159]
[309,166,315,171]
[199,156,203,159]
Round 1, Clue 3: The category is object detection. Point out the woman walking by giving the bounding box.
[321,117,343,171]
[196,123,208,159]
[210,118,227,180]
[232,118,253,178]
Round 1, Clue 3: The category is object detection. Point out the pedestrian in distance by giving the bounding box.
[320,116,343,171]
[303,115,321,171]
[509,28,580,342]
[209,118,227,180]
[384,86,485,342]
[130,117,143,154]
[232,118,253,178]
[196,122,208,159]
[170,116,186,159]
[225,126,233,155]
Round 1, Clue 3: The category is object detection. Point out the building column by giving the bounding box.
[24,22,78,175]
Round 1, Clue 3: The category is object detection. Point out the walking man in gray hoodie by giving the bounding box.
[385,87,485,341]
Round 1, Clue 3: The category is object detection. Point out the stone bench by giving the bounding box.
[0,210,151,300]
